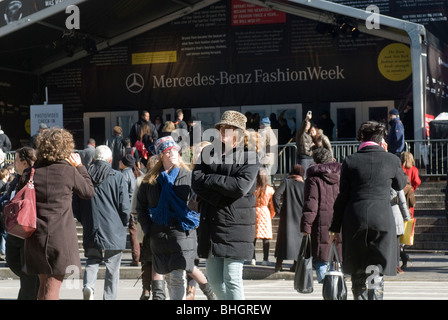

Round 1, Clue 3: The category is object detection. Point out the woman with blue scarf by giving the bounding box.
[136,136,215,300]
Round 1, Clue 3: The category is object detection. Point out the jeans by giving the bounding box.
[297,156,314,178]
[206,255,245,300]
[166,269,187,300]
[313,260,329,283]
[83,248,122,300]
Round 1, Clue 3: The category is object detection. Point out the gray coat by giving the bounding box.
[390,188,411,236]
[73,161,130,251]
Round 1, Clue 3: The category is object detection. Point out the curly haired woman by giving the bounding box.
[23,128,94,300]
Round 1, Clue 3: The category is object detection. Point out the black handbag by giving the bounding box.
[322,242,347,300]
[294,234,313,294]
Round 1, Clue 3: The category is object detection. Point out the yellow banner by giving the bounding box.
[132,51,177,65]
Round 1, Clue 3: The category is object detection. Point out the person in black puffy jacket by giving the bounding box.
[192,110,259,300]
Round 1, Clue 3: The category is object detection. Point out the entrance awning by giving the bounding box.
[242,0,427,141]
[0,0,220,74]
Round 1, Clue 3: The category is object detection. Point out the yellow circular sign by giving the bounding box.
[377,43,412,81]
[25,119,31,135]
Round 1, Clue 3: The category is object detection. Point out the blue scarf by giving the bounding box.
[149,167,199,231]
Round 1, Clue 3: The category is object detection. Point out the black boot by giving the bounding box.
[151,280,166,300]
[351,272,368,300]
[366,265,384,300]
[199,283,217,300]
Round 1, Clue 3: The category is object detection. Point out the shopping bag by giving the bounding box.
[322,242,347,300]
[294,234,313,293]
[4,168,37,239]
[400,218,415,245]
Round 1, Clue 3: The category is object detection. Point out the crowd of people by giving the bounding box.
[0,107,421,301]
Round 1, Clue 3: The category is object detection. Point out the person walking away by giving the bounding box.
[73,145,130,300]
[24,128,95,300]
[78,138,96,168]
[386,108,405,157]
[252,167,276,266]
[4,147,39,299]
[138,136,215,300]
[401,177,415,269]
[401,151,421,204]
[106,126,123,170]
[192,111,259,300]
[300,147,342,283]
[272,164,305,272]
[122,138,141,169]
[119,154,139,266]
[390,188,411,274]
[329,121,407,300]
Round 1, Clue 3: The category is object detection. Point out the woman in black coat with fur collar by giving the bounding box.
[329,121,406,300]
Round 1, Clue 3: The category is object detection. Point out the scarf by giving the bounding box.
[149,167,199,231]
[359,140,388,151]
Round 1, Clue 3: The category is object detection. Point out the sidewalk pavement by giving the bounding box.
[1,251,447,282]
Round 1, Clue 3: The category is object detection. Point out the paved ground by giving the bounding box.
[1,251,448,301]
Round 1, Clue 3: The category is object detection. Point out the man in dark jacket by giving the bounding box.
[73,145,130,300]
[129,110,158,147]
[78,138,96,168]
[386,108,405,157]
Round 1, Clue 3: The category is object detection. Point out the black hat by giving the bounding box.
[121,154,135,167]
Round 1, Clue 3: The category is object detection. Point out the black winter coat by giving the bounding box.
[136,167,196,274]
[192,146,259,260]
[273,177,305,260]
[329,145,407,276]
[301,162,342,262]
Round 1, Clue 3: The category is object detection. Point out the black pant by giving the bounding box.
[5,234,39,300]
[253,239,270,261]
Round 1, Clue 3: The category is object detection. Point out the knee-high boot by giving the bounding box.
[151,280,166,300]
[199,283,217,300]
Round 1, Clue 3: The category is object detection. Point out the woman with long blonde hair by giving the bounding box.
[136,136,215,300]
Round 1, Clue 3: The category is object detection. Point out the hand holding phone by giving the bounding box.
[306,111,312,119]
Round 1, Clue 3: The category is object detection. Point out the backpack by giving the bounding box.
[134,140,148,160]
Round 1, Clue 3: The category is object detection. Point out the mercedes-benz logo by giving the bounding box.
[126,73,144,93]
